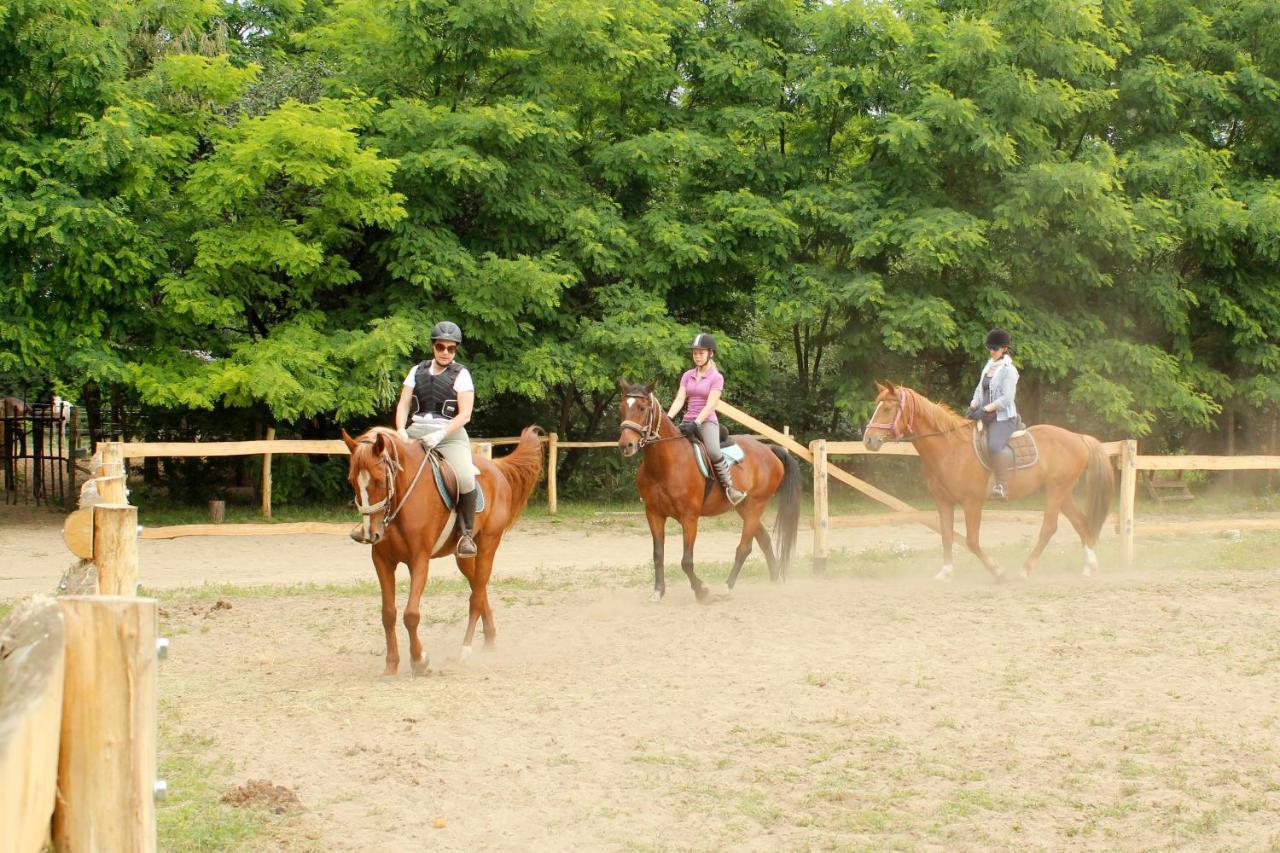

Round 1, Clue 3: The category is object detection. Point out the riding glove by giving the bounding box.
[423,430,445,449]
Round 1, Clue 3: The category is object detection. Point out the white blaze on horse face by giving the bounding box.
[358,470,372,541]
[626,398,635,412]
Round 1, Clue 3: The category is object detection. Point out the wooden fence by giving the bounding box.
[1,445,161,851]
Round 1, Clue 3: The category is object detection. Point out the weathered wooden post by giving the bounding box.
[93,504,139,596]
[53,596,158,853]
[262,425,275,520]
[811,439,829,575]
[547,433,558,514]
[1119,439,1138,569]
[0,597,66,853]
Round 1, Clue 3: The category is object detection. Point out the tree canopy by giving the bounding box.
[4,0,1279,456]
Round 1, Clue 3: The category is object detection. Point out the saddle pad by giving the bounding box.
[694,440,745,479]
[973,426,1039,472]
[429,455,487,512]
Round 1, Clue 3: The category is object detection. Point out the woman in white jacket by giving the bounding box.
[966,328,1019,500]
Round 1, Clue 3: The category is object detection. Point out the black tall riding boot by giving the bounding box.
[713,457,747,506]
[455,489,477,557]
[989,448,1013,500]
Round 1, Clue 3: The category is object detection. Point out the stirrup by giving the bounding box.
[456,531,477,557]
[988,483,1008,501]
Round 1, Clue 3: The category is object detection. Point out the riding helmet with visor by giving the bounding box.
[690,332,717,354]
[430,321,463,344]
[985,328,1011,351]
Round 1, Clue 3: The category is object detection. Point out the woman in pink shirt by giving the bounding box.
[666,333,747,505]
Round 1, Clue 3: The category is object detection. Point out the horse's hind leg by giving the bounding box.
[754,525,780,582]
[727,502,773,589]
[404,554,431,676]
[373,550,400,679]
[1059,493,1098,576]
[1021,489,1065,579]
[467,535,501,654]
[679,518,710,603]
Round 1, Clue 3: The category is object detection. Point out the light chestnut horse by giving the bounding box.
[861,382,1114,580]
[342,426,543,677]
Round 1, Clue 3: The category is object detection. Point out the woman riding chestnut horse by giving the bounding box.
[618,361,802,602]
[862,337,1114,580]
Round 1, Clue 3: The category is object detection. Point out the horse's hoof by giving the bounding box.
[695,586,711,604]
[458,645,474,661]
[379,672,398,683]
[723,582,734,595]
[411,658,430,677]
[1081,566,1094,578]
[649,590,663,603]
[934,565,954,582]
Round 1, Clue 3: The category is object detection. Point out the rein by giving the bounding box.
[620,393,685,448]
[864,389,973,443]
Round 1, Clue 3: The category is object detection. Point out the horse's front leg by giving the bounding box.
[935,499,956,581]
[679,516,710,603]
[646,506,666,602]
[372,549,400,678]
[961,498,1004,581]
[404,554,431,676]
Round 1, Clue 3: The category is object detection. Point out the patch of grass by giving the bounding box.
[156,735,275,851]
[0,600,14,623]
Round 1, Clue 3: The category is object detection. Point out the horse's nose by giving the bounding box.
[619,442,637,458]
[862,434,882,452]
[369,530,382,545]
[350,526,366,543]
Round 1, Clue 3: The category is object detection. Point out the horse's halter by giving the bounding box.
[352,436,431,542]
[864,388,970,442]
[620,393,683,448]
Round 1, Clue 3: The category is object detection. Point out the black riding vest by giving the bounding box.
[411,360,462,419]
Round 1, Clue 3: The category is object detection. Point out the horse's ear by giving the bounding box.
[341,428,358,452]
[372,432,386,456]
[617,377,630,393]
[644,379,657,394]
[874,380,887,394]
[884,380,897,394]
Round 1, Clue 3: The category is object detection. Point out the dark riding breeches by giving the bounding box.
[986,417,1016,456]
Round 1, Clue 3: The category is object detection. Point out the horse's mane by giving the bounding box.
[352,426,406,473]
[898,386,968,432]
[494,426,545,524]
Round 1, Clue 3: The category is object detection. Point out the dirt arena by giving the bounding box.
[4,506,1280,850]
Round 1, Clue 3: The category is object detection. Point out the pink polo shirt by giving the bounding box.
[679,365,724,423]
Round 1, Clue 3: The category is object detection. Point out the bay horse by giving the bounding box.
[861,382,1114,580]
[616,379,802,602]
[341,425,544,677]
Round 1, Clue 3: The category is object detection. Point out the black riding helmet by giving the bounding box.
[431,321,463,344]
[985,328,1011,350]
[690,332,717,354]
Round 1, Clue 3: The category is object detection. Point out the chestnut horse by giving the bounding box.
[861,382,1114,580]
[342,425,544,677]
[617,379,802,602]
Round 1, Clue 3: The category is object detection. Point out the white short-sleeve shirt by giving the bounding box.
[403,361,474,424]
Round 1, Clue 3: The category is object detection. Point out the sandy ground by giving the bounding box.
[0,504,1043,598]
[155,554,1280,851]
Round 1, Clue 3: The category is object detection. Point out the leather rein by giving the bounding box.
[353,434,434,538]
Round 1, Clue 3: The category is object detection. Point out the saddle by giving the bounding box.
[425,450,487,513]
[973,421,1038,472]
[678,422,746,479]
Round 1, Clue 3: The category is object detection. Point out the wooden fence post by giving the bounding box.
[0,597,66,853]
[812,439,829,575]
[547,433,558,514]
[262,426,275,520]
[53,596,158,853]
[94,503,139,596]
[1119,439,1138,568]
[476,442,492,460]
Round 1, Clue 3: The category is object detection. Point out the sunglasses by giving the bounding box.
[433,342,458,354]
[987,344,1004,351]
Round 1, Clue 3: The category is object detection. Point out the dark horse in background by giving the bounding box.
[862,382,1114,580]
[342,426,544,677]
[616,379,802,602]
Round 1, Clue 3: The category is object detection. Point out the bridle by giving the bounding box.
[352,434,433,541]
[863,388,972,442]
[619,393,684,448]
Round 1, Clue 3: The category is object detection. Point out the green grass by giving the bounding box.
[156,726,282,851]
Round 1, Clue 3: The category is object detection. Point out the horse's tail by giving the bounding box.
[1083,436,1114,545]
[494,426,546,525]
[770,445,802,579]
